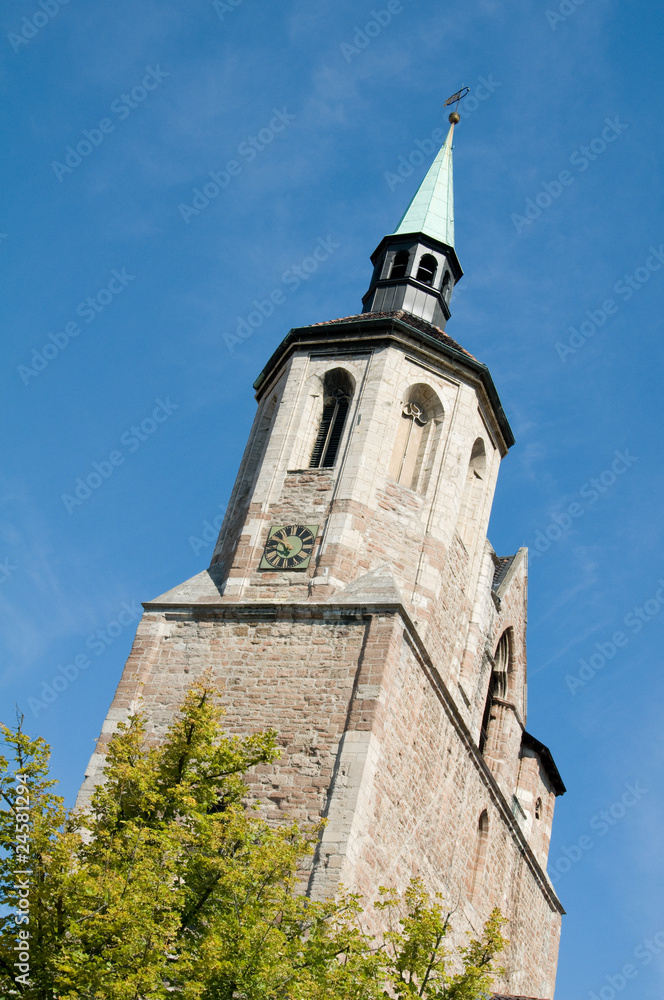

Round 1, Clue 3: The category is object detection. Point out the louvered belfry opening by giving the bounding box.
[415,252,437,285]
[389,249,409,279]
[309,370,354,469]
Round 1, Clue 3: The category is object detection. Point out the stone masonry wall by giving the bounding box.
[78,599,562,1000]
[336,625,561,999]
[78,606,369,827]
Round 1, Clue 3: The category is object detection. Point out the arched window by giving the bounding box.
[494,630,510,690]
[442,271,451,302]
[469,810,489,899]
[535,797,542,821]
[457,437,487,551]
[479,630,511,755]
[390,250,409,279]
[415,253,437,286]
[309,369,354,469]
[388,384,444,493]
[479,674,497,755]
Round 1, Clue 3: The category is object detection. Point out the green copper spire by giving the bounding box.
[392,122,455,248]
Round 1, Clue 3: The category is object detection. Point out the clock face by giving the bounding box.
[259,524,318,571]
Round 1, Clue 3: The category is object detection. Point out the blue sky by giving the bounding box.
[2,1,663,996]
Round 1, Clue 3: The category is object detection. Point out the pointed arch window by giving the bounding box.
[388,384,444,494]
[390,250,409,279]
[479,630,511,755]
[309,370,354,469]
[479,673,497,755]
[457,437,487,551]
[395,401,428,484]
[416,253,438,286]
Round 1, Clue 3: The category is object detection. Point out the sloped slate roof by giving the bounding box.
[253,308,515,452]
[522,731,566,796]
[310,309,478,361]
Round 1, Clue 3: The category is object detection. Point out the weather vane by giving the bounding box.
[444,86,470,124]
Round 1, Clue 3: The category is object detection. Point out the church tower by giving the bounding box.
[79,114,565,999]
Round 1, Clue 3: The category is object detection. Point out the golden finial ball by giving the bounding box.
[448,111,460,124]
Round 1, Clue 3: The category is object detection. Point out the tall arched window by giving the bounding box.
[457,437,487,551]
[388,384,444,493]
[479,630,511,755]
[390,250,409,279]
[469,810,489,900]
[479,674,497,755]
[415,253,437,286]
[309,369,354,469]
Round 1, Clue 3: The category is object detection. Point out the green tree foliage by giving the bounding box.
[0,687,506,998]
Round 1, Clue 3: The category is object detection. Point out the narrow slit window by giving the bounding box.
[469,810,489,899]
